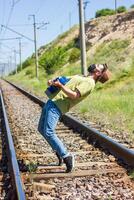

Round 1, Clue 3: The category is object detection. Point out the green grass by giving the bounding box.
[74,86,134,132]
[87,39,131,74]
[7,38,134,137]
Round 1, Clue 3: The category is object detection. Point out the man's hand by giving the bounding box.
[52,80,62,88]
[47,80,53,86]
[48,78,81,100]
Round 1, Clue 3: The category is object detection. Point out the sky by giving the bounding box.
[0,0,134,72]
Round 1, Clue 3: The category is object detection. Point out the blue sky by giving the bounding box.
[0,0,134,66]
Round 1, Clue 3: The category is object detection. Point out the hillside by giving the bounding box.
[7,10,134,137]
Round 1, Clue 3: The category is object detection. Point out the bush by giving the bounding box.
[130,4,134,9]
[25,69,32,76]
[69,48,80,63]
[22,58,32,69]
[39,46,68,74]
[95,9,115,18]
[117,6,126,13]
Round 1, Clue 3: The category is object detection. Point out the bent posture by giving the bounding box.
[38,64,111,172]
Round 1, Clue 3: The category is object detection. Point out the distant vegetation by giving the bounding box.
[130,4,134,9]
[69,48,80,63]
[117,6,127,13]
[95,8,115,18]
[39,46,68,74]
[95,5,128,18]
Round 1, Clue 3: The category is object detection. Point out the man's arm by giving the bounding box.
[52,80,81,99]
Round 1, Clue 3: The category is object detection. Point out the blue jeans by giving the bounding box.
[38,100,68,158]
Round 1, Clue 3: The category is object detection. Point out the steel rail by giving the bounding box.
[0,89,26,200]
[5,80,134,167]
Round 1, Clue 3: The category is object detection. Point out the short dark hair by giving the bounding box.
[88,63,108,73]
[87,64,96,73]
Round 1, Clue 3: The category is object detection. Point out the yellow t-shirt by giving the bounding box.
[50,75,95,114]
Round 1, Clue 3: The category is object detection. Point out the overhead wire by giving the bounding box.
[0,0,6,35]
[58,6,78,35]
[34,0,46,15]
[0,0,22,63]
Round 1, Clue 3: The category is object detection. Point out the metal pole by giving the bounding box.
[115,0,117,13]
[9,56,12,73]
[69,12,72,29]
[31,15,39,78]
[7,60,9,75]
[14,50,17,74]
[60,25,63,34]
[19,38,22,71]
[83,1,90,22]
[4,63,6,77]
[78,0,87,76]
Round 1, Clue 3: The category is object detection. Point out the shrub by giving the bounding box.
[25,69,32,76]
[69,48,80,63]
[22,58,32,69]
[95,9,115,18]
[117,6,126,13]
[39,46,68,74]
[130,4,134,9]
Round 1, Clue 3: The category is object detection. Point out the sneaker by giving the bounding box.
[56,152,63,166]
[63,154,75,173]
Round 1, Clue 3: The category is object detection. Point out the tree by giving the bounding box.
[95,9,115,18]
[117,6,126,13]
[130,4,134,9]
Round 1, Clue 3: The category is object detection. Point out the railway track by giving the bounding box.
[0,79,134,199]
[0,89,25,199]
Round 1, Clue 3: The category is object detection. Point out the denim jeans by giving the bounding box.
[38,100,68,158]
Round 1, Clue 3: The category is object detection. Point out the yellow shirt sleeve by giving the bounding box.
[75,80,94,97]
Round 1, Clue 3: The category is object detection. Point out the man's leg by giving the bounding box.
[38,101,62,165]
[43,100,68,157]
[38,100,74,172]
[38,103,46,135]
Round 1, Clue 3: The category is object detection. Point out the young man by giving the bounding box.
[38,64,111,172]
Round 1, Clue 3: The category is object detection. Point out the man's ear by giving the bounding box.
[96,71,101,76]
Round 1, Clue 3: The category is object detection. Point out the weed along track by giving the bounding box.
[0,80,134,200]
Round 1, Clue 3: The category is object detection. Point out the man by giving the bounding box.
[38,63,111,172]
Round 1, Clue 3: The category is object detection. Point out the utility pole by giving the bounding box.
[18,38,22,71]
[115,0,117,13]
[9,56,12,73]
[14,50,17,74]
[69,12,72,29]
[60,25,63,34]
[78,0,87,76]
[83,1,90,22]
[0,37,23,72]
[29,14,39,79]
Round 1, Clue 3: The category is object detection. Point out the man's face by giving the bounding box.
[93,64,110,83]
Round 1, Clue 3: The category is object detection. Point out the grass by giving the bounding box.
[129,171,134,179]
[7,38,134,137]
[74,86,134,133]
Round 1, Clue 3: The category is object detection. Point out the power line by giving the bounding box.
[1,3,14,37]
[34,0,46,15]
[13,0,21,6]
[0,0,16,54]
[0,0,6,35]
[7,23,33,27]
[0,37,22,41]
[0,37,22,71]
[0,43,14,50]
[1,24,34,42]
